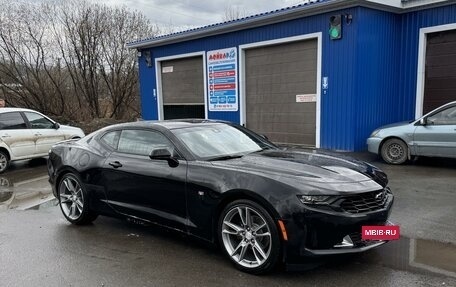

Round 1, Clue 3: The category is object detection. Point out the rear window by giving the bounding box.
[100,131,120,149]
[0,112,27,130]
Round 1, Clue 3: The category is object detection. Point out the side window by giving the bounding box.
[100,131,120,149]
[427,106,456,125]
[24,112,54,129]
[117,129,174,156]
[0,112,27,130]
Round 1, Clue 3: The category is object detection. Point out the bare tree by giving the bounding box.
[97,6,159,119]
[222,6,246,22]
[0,0,67,116]
[0,0,161,121]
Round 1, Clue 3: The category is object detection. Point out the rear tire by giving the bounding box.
[381,138,408,165]
[58,173,98,225]
[218,199,281,274]
[0,150,10,174]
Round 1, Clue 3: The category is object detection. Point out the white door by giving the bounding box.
[23,112,65,155]
[0,112,35,158]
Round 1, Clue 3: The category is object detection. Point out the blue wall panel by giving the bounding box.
[139,7,361,150]
[398,5,456,121]
[137,3,456,151]
[138,54,158,120]
[354,8,402,151]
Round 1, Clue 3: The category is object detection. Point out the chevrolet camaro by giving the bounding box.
[47,120,394,274]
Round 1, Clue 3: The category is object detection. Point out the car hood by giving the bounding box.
[377,121,413,130]
[210,149,387,195]
[58,124,84,136]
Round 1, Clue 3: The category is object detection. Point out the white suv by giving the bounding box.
[0,108,85,173]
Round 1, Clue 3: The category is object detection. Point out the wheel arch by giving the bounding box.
[0,146,10,160]
[213,189,282,242]
[379,136,412,159]
[55,166,82,191]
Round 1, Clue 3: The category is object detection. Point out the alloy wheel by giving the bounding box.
[59,175,84,220]
[221,205,272,268]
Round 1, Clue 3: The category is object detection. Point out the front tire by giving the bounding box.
[218,199,281,274]
[381,138,408,165]
[58,173,98,225]
[0,150,10,174]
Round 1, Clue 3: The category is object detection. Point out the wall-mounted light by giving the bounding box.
[144,50,152,68]
[137,50,142,57]
[345,14,353,25]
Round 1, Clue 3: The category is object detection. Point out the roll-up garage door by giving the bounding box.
[161,56,204,119]
[245,39,317,146]
[423,29,456,114]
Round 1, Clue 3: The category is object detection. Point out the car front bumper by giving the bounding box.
[282,192,394,263]
[367,137,382,154]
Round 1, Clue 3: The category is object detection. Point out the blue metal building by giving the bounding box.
[127,0,456,151]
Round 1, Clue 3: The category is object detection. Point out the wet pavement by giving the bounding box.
[0,154,455,287]
[0,159,53,211]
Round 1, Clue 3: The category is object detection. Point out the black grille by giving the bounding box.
[340,189,388,214]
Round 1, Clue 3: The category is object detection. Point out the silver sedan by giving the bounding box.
[367,101,456,164]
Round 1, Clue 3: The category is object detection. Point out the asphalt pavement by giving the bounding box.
[0,154,455,287]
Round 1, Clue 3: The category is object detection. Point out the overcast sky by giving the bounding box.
[92,0,302,28]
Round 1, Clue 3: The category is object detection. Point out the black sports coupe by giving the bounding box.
[47,120,394,274]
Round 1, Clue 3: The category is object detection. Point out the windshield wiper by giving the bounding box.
[207,154,244,161]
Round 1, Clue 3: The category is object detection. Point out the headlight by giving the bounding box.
[297,195,330,204]
[370,129,381,137]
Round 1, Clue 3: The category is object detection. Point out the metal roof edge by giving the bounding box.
[126,0,453,50]
[126,0,358,49]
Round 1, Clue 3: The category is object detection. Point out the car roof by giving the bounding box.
[104,119,232,131]
[0,107,39,113]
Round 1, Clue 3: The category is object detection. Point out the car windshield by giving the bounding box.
[172,124,273,160]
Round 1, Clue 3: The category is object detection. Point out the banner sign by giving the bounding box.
[207,48,238,111]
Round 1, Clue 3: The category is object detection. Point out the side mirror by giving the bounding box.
[149,148,171,160]
[149,148,179,167]
[419,118,427,126]
[53,122,60,129]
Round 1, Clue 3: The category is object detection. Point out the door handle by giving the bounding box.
[1,134,11,138]
[34,133,42,136]
[109,161,123,168]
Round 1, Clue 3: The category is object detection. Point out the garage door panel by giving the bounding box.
[423,89,456,100]
[246,39,317,146]
[247,77,315,89]
[426,54,456,67]
[248,111,315,123]
[248,43,316,57]
[247,62,316,75]
[428,30,456,43]
[248,104,316,115]
[249,123,316,136]
[247,51,317,66]
[265,132,315,145]
[248,71,316,84]
[425,42,456,56]
[425,78,456,89]
[426,66,456,78]
[424,29,456,114]
[247,92,315,104]
[253,122,313,134]
[162,56,204,105]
